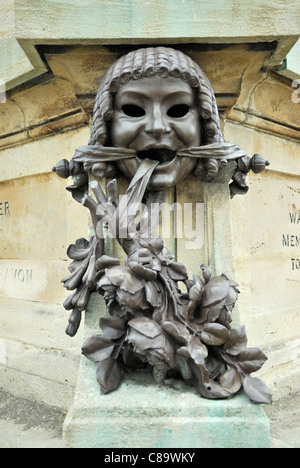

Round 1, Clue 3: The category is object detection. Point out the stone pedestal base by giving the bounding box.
[63,295,271,448]
[63,355,271,449]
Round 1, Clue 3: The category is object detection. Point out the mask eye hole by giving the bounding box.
[167,104,190,118]
[122,104,146,118]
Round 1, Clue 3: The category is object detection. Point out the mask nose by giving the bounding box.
[146,104,170,138]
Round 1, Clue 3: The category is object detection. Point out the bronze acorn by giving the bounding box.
[52,159,70,179]
[250,154,270,174]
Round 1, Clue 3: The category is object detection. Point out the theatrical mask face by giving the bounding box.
[111,76,201,190]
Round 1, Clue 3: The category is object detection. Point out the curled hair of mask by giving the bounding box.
[155,47,170,78]
[132,49,144,80]
[119,51,135,85]
[89,47,224,147]
[168,48,182,78]
[204,121,218,145]
[143,48,157,77]
[89,66,114,145]
[132,48,144,80]
[200,100,213,120]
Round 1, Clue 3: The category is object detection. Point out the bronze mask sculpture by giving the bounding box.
[54,47,272,404]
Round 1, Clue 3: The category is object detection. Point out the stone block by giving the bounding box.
[0,173,69,261]
[0,298,82,354]
[15,0,300,44]
[176,175,205,275]
[0,260,68,303]
[64,356,271,449]
[224,122,300,399]
[250,76,300,130]
[0,172,90,263]
[10,78,80,129]
[0,341,79,409]
[63,296,271,448]
[0,298,83,409]
[0,127,90,182]
[0,98,25,139]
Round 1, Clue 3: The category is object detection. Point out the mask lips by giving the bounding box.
[137,148,176,164]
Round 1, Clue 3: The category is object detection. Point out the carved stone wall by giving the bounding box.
[0,5,299,407]
[226,124,300,398]
[0,127,91,409]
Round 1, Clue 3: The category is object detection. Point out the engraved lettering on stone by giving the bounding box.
[282,210,299,269]
[0,202,10,216]
[4,268,33,284]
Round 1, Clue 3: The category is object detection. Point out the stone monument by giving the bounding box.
[53,47,272,448]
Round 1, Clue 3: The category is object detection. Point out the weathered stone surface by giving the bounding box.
[0,298,83,409]
[0,128,90,407]
[176,175,205,275]
[225,122,300,399]
[0,77,88,148]
[0,14,299,414]
[0,172,88,265]
[0,127,90,181]
[64,364,271,448]
[2,0,299,99]
[63,296,271,448]
[15,0,300,43]
[0,260,68,303]
[0,0,43,90]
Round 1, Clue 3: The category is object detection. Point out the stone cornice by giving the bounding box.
[1,1,299,91]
